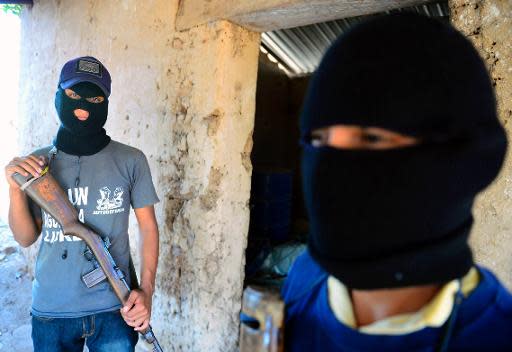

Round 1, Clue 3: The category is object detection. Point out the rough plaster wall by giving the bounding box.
[450,0,512,288]
[18,0,260,350]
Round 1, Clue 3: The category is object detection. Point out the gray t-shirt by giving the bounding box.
[30,140,159,318]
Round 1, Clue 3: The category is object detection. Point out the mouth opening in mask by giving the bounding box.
[73,109,90,121]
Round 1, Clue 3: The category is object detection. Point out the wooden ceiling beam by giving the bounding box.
[176,0,433,32]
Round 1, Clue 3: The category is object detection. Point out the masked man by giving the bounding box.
[283,13,512,351]
[5,56,160,352]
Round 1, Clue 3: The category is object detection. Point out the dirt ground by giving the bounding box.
[0,222,33,352]
[0,223,151,352]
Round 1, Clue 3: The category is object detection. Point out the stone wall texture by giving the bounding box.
[450,0,512,288]
[17,1,260,350]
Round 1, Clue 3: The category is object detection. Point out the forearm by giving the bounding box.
[134,206,160,296]
[139,227,159,295]
[8,187,40,247]
[122,206,159,330]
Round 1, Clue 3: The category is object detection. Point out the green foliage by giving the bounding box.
[2,4,23,16]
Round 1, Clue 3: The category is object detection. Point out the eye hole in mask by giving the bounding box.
[308,125,420,150]
[64,88,105,104]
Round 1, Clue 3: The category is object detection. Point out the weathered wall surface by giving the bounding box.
[18,0,260,350]
[176,0,432,31]
[450,0,512,288]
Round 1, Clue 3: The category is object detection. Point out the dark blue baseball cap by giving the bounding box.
[58,56,111,97]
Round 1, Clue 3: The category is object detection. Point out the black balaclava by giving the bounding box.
[54,81,111,156]
[301,13,507,289]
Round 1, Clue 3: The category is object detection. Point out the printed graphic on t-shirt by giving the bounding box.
[41,185,126,243]
[93,186,125,215]
[42,186,88,243]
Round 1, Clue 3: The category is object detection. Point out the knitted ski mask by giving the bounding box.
[301,13,507,289]
[54,57,111,156]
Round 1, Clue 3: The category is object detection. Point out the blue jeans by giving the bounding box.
[31,310,138,352]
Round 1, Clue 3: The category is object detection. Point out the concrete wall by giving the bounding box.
[450,0,512,288]
[18,1,260,350]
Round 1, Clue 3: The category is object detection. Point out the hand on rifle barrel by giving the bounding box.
[5,155,47,189]
[121,288,152,332]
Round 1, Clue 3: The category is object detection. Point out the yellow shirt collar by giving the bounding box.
[327,267,479,335]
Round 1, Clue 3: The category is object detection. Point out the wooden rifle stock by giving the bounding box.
[13,170,164,352]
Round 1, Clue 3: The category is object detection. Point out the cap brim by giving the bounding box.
[60,77,110,97]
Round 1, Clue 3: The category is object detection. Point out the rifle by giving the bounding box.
[240,285,284,352]
[13,167,164,352]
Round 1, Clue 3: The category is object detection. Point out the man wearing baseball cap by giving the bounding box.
[282,13,512,351]
[5,56,160,351]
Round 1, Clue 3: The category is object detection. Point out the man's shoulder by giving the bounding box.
[446,266,512,349]
[103,140,146,160]
[476,266,512,316]
[282,249,328,304]
[31,145,54,157]
[449,268,512,349]
[107,140,144,155]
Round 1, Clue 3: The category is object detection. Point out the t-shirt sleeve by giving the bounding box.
[130,152,159,209]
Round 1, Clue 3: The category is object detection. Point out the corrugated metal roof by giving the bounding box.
[261,1,449,77]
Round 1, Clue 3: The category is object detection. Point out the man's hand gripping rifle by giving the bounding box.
[13,167,164,352]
